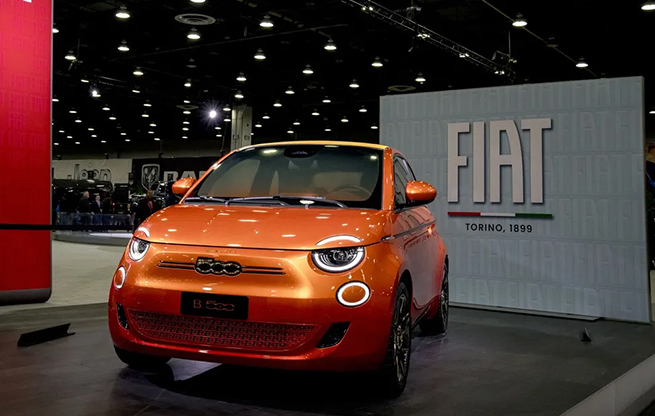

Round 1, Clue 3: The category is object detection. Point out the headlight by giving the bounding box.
[128,237,150,262]
[312,247,365,273]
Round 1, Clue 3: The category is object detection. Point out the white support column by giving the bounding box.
[230,106,253,151]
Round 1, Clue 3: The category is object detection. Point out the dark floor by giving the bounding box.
[1,304,655,416]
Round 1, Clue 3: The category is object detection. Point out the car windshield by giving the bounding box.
[189,144,383,209]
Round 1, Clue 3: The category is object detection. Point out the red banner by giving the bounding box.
[0,0,52,303]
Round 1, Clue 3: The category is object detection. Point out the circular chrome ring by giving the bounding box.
[336,281,371,307]
[114,267,126,290]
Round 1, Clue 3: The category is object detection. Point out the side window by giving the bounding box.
[394,158,410,208]
[402,159,417,182]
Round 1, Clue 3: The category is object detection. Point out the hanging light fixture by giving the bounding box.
[115,6,130,19]
[273,100,282,107]
[148,131,154,134]
[225,117,232,122]
[144,102,152,107]
[263,113,271,119]
[190,0,206,3]
[184,79,192,88]
[341,116,349,123]
[371,125,379,130]
[255,122,262,128]
[235,91,244,99]
[360,106,368,113]
[64,50,76,61]
[642,1,655,10]
[69,109,77,114]
[133,67,144,76]
[154,137,161,141]
[260,15,274,28]
[415,73,426,83]
[187,28,201,40]
[150,123,157,127]
[371,57,383,67]
[293,120,300,126]
[117,40,129,52]
[323,97,331,103]
[132,87,140,93]
[52,25,59,34]
[52,97,59,102]
[325,127,332,132]
[237,72,247,82]
[183,120,190,125]
[109,115,117,120]
[142,113,149,118]
[285,86,295,95]
[349,79,360,88]
[576,57,589,68]
[215,126,222,130]
[102,105,110,111]
[303,65,314,75]
[287,129,294,134]
[254,49,266,60]
[223,105,231,112]
[75,118,82,123]
[512,13,527,27]
[324,39,337,51]
[183,110,191,115]
[312,109,320,116]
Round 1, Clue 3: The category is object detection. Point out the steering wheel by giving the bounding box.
[330,184,370,198]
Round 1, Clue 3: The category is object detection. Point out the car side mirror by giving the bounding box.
[172,177,196,197]
[405,181,437,206]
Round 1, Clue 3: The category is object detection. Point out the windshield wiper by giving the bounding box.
[184,196,227,204]
[226,195,347,208]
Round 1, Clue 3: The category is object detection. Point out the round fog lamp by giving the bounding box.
[336,282,370,307]
[114,266,126,290]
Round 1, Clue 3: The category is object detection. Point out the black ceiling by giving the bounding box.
[52,0,655,153]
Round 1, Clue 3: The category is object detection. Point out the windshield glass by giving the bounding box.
[190,144,383,209]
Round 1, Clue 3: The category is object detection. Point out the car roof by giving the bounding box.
[245,140,389,151]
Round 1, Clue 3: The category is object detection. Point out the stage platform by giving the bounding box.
[53,231,132,246]
[1,304,655,416]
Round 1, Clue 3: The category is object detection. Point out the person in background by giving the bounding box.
[134,190,160,230]
[102,195,115,227]
[77,191,92,226]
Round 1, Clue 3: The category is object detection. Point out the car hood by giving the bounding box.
[140,204,389,250]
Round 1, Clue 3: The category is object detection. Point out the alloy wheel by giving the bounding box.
[393,292,411,383]
[440,264,449,328]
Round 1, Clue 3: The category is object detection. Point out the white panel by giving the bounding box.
[52,159,133,185]
[380,77,649,322]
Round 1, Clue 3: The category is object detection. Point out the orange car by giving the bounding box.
[108,141,448,397]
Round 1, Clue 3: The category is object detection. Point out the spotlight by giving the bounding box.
[372,57,383,67]
[371,125,379,130]
[260,15,274,28]
[118,40,129,52]
[349,79,359,89]
[209,110,217,118]
[102,106,110,111]
[303,65,314,75]
[65,50,76,61]
[323,97,331,103]
[184,79,192,88]
[115,6,130,19]
[263,113,270,119]
[643,1,655,10]
[274,100,282,107]
[312,110,320,116]
[133,67,144,76]
[359,106,367,113]
[285,86,295,95]
[512,13,527,27]
[415,73,426,83]
[254,49,266,60]
[255,122,262,128]
[187,28,201,40]
[234,91,244,99]
[576,57,589,68]
[324,39,337,51]
[237,72,247,82]
[293,120,300,126]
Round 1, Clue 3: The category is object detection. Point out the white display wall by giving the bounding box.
[52,159,132,185]
[381,77,649,322]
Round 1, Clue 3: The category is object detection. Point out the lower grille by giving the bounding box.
[128,310,316,351]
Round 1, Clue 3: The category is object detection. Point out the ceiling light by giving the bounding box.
[133,68,144,76]
[643,1,655,10]
[209,110,217,118]
[214,126,221,130]
[416,72,426,83]
[234,91,244,99]
[191,0,206,3]
[372,57,383,67]
[237,72,247,82]
[512,13,527,27]
[459,52,469,58]
[182,136,188,139]
[58,130,64,133]
[312,110,320,116]
[287,129,294,134]
[142,113,149,118]
[254,49,266,60]
[67,135,72,139]
[148,131,154,134]
[90,89,101,97]
[125,139,131,142]
[285,86,295,95]
[120,132,127,136]
[109,116,116,120]
[187,28,201,40]
[101,140,106,143]
[183,110,191,115]
[52,97,59,102]
[154,138,161,141]
[115,6,130,19]
[91,134,97,138]
[349,79,359,88]
[225,118,231,122]
[184,99,191,104]
[75,119,82,123]
[371,125,378,130]
[255,122,262,128]
[69,109,77,114]
[325,127,332,132]
[260,15,274,28]
[303,65,314,75]
[293,120,300,126]
[341,116,349,123]
[52,26,59,34]
[323,97,331,103]
[143,102,152,107]
[184,79,192,87]
[263,113,270,120]
[324,39,337,51]
[118,40,129,52]
[65,50,76,61]
[81,78,89,83]
[150,123,156,127]
[54,142,59,146]
[650,110,655,114]
[102,106,110,111]
[75,141,80,145]
[183,120,190,125]
[223,105,231,111]
[132,88,140,93]
[359,106,367,113]
[216,134,222,138]
[273,100,282,107]
[576,57,589,68]
[88,127,94,131]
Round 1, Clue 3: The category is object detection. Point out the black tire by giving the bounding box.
[419,261,449,336]
[114,346,170,369]
[377,281,412,398]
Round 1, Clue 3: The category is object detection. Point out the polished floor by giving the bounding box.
[1,303,654,416]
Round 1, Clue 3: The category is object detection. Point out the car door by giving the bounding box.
[391,155,436,308]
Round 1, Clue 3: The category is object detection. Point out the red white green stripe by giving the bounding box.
[448,211,553,219]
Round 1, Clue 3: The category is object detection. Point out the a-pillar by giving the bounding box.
[230,106,253,151]
[0,0,53,304]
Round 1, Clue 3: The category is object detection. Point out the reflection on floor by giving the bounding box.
[1,304,654,416]
[0,241,124,315]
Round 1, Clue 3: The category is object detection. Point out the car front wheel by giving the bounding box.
[377,281,412,398]
[419,261,449,335]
